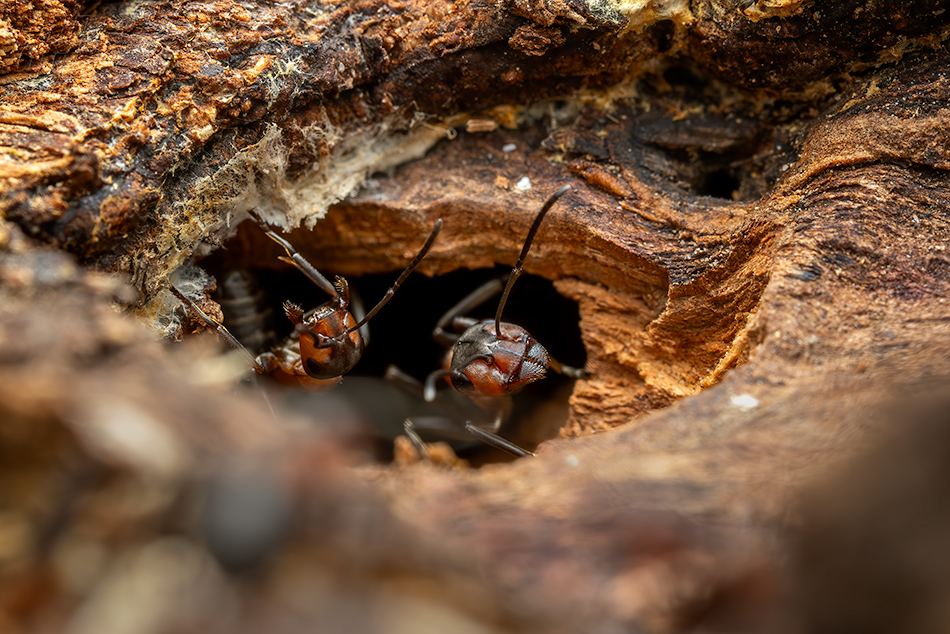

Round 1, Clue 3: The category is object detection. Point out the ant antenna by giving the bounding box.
[250,211,442,343]
[494,185,571,337]
[249,211,340,299]
[345,218,443,335]
[424,368,467,402]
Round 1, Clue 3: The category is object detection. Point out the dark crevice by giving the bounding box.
[200,252,587,463]
[693,166,742,200]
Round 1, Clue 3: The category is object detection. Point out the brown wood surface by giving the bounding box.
[1,1,950,632]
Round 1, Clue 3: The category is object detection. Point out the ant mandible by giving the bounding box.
[172,214,443,389]
[405,185,587,457]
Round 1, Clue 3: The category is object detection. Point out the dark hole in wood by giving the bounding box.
[662,64,707,91]
[202,256,587,464]
[651,19,676,53]
[694,166,742,200]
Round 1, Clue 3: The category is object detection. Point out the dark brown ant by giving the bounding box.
[171,215,442,389]
[400,185,587,458]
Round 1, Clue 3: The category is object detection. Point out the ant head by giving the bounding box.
[422,185,581,404]
[298,325,363,379]
[284,277,365,380]
[427,185,570,401]
[449,320,549,397]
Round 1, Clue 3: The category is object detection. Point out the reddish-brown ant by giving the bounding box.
[398,185,587,458]
[171,215,442,389]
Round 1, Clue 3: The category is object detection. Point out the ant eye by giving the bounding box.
[305,358,324,376]
[450,373,474,391]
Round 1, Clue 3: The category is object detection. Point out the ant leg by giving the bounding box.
[402,419,431,459]
[403,418,489,466]
[250,371,281,423]
[432,277,506,347]
[450,316,479,331]
[170,286,266,374]
[465,404,532,457]
[464,423,534,458]
[348,218,443,334]
[549,356,590,379]
[385,365,425,397]
[404,414,484,446]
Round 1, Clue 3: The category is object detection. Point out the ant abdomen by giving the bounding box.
[216,269,277,355]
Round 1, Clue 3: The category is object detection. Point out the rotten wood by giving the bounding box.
[1,0,950,632]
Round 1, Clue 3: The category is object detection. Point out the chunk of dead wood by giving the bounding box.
[1,1,950,632]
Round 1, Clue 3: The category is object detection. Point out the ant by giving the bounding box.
[393,185,587,459]
[171,214,443,389]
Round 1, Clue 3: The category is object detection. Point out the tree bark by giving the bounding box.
[1,0,950,632]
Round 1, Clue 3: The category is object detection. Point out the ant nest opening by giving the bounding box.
[188,216,590,467]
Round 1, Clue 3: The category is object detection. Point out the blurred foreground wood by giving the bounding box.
[1,1,950,632]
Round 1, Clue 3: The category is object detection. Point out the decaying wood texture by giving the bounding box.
[2,0,950,632]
